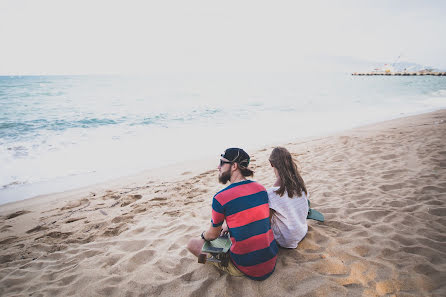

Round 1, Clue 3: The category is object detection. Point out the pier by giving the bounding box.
[352,71,446,76]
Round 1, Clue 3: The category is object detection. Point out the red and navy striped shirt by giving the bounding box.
[211,180,277,280]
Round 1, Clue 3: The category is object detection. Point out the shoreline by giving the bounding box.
[1,109,445,296]
[0,108,443,212]
[2,107,444,207]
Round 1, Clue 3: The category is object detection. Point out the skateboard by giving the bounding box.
[307,200,324,222]
[307,208,324,222]
[198,232,232,267]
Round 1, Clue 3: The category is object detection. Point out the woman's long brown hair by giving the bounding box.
[269,147,307,198]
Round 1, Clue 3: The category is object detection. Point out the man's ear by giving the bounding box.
[231,163,238,171]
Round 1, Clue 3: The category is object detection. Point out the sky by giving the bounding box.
[0,0,445,75]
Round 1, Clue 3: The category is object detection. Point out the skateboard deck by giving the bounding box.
[307,200,324,222]
[198,233,232,266]
[307,208,324,222]
[202,234,232,253]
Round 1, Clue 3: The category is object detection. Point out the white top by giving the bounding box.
[267,187,309,248]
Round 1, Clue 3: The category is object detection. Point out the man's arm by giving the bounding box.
[202,224,223,241]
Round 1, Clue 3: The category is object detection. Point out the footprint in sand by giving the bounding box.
[26,225,49,234]
[130,227,146,235]
[65,217,87,224]
[0,236,17,245]
[425,199,443,206]
[61,198,89,210]
[413,263,441,279]
[150,197,167,202]
[0,254,15,263]
[381,169,407,179]
[102,224,128,237]
[380,154,398,160]
[0,225,12,232]
[146,197,168,207]
[120,194,142,207]
[325,221,356,232]
[401,246,442,264]
[427,208,446,217]
[386,200,407,207]
[111,214,134,224]
[45,231,72,239]
[351,210,392,222]
[163,210,180,217]
[5,210,31,219]
[390,234,416,246]
[352,245,370,257]
[420,186,446,194]
[379,183,405,191]
[196,170,214,179]
[101,255,122,268]
[103,193,121,200]
[132,206,147,214]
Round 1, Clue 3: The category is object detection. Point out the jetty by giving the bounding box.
[352,71,446,76]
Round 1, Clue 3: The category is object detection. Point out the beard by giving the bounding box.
[218,169,231,184]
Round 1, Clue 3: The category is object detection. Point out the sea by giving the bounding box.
[1,72,445,204]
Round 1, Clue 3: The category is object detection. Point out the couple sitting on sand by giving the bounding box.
[187,147,309,280]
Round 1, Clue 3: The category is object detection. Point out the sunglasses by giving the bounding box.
[220,159,233,166]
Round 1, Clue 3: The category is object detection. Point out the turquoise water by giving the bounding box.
[1,73,445,203]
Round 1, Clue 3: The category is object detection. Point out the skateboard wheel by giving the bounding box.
[198,254,207,264]
[221,257,229,267]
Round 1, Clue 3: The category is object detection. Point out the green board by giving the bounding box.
[202,234,232,254]
[307,208,324,222]
[307,200,324,222]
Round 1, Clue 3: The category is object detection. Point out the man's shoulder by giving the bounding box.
[218,180,265,192]
[247,181,272,197]
[239,180,267,190]
[248,180,266,188]
[214,180,267,201]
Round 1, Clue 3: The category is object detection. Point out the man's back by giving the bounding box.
[212,180,277,280]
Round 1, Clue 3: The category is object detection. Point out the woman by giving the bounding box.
[267,147,309,248]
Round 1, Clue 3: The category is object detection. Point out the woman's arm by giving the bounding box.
[269,208,276,221]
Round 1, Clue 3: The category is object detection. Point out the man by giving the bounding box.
[187,148,277,280]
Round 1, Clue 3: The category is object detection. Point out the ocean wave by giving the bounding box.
[1,180,27,190]
[430,89,446,97]
[0,107,227,140]
[131,108,224,126]
[0,118,121,139]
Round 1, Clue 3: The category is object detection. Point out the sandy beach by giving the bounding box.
[1,110,445,297]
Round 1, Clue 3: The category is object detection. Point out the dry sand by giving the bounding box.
[1,110,445,297]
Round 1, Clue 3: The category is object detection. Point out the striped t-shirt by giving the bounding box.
[211,180,277,280]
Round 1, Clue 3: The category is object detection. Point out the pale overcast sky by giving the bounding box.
[0,0,445,75]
